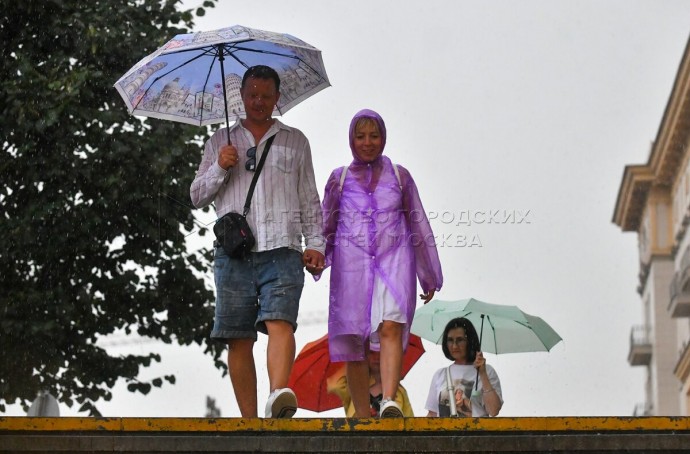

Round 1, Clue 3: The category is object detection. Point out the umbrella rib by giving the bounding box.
[162,45,226,57]
[294,59,329,83]
[487,316,498,352]
[197,52,218,125]
[227,43,300,59]
[225,43,329,83]
[224,49,251,71]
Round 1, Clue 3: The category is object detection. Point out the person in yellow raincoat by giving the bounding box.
[327,350,414,417]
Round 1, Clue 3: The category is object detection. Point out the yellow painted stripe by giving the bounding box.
[0,417,122,431]
[1,417,689,433]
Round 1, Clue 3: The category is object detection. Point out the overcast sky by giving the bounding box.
[7,0,690,418]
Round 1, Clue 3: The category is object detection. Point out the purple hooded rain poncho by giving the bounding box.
[321,109,443,362]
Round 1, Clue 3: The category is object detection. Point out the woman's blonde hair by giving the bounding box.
[355,117,380,133]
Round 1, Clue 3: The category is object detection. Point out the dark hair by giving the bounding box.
[441,317,481,362]
[241,65,281,92]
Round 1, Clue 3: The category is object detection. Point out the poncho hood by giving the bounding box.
[349,109,387,164]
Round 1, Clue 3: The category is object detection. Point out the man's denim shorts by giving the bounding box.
[211,246,305,342]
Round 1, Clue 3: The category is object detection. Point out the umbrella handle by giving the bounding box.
[217,45,232,147]
[475,314,485,390]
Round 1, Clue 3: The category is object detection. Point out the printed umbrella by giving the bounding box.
[287,334,425,413]
[114,24,329,135]
[411,298,563,354]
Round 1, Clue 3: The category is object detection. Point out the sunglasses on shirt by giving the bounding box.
[245,146,257,171]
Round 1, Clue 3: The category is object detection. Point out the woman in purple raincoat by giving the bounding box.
[320,109,443,417]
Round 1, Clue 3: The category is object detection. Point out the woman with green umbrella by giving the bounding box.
[425,317,503,417]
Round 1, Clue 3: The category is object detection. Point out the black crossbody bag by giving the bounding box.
[213,135,275,259]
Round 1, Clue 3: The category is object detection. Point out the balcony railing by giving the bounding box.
[673,340,690,382]
[669,247,690,317]
[628,324,652,366]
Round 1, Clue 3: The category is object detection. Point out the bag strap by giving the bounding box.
[338,163,403,192]
[243,134,276,217]
[338,165,348,191]
[445,366,458,417]
[392,164,402,191]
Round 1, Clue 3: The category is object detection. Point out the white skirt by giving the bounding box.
[369,275,406,351]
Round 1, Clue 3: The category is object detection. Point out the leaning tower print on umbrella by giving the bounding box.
[114,24,330,143]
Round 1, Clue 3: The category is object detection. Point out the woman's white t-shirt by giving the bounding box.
[424,363,503,417]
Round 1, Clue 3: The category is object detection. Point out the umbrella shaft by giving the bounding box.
[217,45,232,146]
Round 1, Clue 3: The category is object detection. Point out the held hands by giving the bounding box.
[303,250,325,276]
[420,289,435,304]
[218,144,239,170]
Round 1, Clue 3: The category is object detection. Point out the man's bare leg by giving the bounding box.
[227,338,257,417]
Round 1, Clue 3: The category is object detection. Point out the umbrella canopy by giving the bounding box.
[411,298,562,354]
[114,24,330,127]
[287,334,425,413]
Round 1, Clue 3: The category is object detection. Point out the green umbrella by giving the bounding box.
[411,298,563,354]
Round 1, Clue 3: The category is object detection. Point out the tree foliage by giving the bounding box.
[0,0,224,415]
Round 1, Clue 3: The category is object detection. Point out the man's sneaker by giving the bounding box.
[379,399,403,418]
[265,388,297,418]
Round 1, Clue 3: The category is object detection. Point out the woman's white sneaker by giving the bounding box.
[379,399,403,418]
[265,388,297,418]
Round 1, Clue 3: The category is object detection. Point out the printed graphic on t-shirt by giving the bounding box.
[438,378,474,417]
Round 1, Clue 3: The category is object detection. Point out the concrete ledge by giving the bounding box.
[1,417,689,453]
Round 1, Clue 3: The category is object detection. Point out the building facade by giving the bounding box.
[613,36,690,416]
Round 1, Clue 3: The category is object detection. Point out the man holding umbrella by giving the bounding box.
[190,65,325,418]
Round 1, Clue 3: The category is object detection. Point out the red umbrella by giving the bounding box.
[287,333,425,412]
